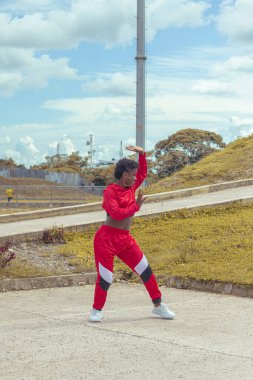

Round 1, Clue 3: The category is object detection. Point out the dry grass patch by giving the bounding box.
[2,202,253,285]
[55,202,253,286]
[146,134,253,194]
[1,259,53,278]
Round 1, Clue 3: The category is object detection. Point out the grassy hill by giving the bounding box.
[0,176,60,186]
[146,134,253,194]
[0,176,101,204]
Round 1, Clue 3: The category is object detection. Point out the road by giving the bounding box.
[0,284,252,380]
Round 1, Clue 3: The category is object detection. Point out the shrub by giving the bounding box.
[0,242,16,268]
[42,225,65,244]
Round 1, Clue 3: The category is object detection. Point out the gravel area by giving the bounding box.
[11,242,75,273]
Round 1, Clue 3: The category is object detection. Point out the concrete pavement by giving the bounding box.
[0,284,253,379]
[1,185,253,240]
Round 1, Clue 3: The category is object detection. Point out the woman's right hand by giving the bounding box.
[125,146,144,155]
[136,189,147,208]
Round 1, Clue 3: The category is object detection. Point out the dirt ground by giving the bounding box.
[4,241,75,276]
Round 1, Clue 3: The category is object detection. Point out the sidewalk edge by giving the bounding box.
[1,273,252,298]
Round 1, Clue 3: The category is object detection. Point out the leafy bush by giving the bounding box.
[0,242,16,268]
[42,225,65,244]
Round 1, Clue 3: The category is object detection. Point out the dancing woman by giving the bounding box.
[89,145,175,322]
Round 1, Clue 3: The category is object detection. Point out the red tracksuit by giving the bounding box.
[92,153,162,310]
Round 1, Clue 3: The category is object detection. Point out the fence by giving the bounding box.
[0,167,89,186]
[0,185,105,208]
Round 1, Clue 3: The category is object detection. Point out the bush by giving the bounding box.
[42,225,65,244]
[0,242,16,268]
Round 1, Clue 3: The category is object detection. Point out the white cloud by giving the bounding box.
[0,136,11,145]
[0,72,24,96]
[216,0,253,45]
[43,96,135,127]
[0,0,71,14]
[192,79,235,96]
[0,48,80,96]
[82,72,135,96]
[228,115,253,139]
[147,0,210,40]
[96,144,118,162]
[61,135,76,155]
[212,55,253,76]
[0,1,136,49]
[0,0,211,96]
[3,136,43,165]
[16,136,39,156]
[48,136,76,155]
[229,115,253,128]
[0,0,211,50]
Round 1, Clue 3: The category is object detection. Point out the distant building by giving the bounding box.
[96,159,116,167]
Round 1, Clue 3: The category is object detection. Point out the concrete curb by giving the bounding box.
[2,178,253,223]
[146,177,253,203]
[0,202,102,223]
[165,276,253,298]
[1,197,253,245]
[0,273,97,292]
[1,272,252,299]
[0,221,103,245]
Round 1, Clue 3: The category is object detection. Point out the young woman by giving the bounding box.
[89,145,175,322]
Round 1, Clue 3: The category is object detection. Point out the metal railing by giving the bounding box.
[0,186,105,208]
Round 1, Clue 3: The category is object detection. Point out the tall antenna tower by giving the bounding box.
[135,0,146,151]
[119,140,123,159]
[86,134,96,165]
[56,142,60,155]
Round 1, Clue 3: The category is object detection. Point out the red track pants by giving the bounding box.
[92,225,162,310]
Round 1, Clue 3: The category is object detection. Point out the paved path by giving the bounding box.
[0,284,252,379]
[1,185,253,238]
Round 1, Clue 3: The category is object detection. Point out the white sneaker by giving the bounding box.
[152,303,175,319]
[89,308,102,322]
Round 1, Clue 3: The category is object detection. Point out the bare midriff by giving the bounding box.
[104,215,132,230]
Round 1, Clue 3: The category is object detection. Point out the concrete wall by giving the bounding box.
[0,167,89,186]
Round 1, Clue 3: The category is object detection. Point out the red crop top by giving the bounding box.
[102,153,147,221]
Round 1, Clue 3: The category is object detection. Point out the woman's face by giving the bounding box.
[122,169,137,187]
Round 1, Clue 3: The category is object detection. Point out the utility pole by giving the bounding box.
[119,140,123,159]
[86,134,95,166]
[135,0,146,151]
[56,142,60,165]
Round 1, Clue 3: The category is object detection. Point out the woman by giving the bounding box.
[89,145,175,322]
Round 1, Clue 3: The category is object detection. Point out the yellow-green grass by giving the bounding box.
[2,201,253,285]
[53,202,253,286]
[146,134,253,194]
[0,208,41,215]
[1,260,53,279]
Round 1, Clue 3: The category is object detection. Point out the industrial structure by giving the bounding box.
[136,0,146,151]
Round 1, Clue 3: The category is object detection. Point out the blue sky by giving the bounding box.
[1,0,253,167]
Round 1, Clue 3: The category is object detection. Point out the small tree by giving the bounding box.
[153,128,226,177]
[32,152,88,174]
[84,166,115,186]
[0,158,24,168]
[155,151,189,177]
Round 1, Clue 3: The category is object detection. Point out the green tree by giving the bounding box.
[32,152,88,173]
[153,128,226,177]
[0,158,24,168]
[84,166,115,186]
[155,151,189,177]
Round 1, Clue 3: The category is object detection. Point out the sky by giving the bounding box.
[1,0,253,167]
